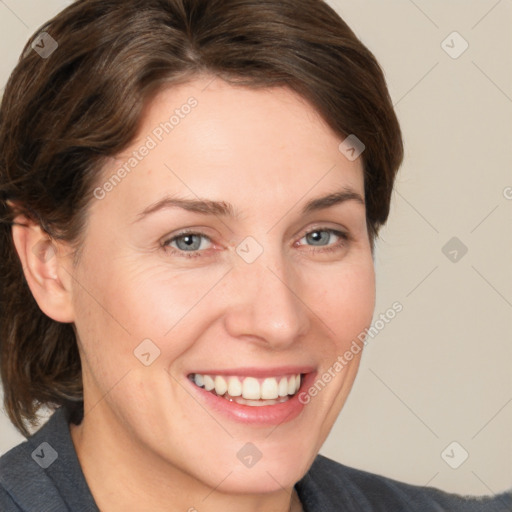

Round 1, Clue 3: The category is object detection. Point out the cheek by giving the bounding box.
[71,254,235,391]
[111,262,231,341]
[308,255,376,345]
[75,248,211,335]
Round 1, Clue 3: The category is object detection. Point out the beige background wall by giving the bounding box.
[1,0,511,496]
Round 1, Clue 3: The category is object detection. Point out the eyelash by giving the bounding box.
[162,227,349,259]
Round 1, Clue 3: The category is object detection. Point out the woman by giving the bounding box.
[0,0,509,510]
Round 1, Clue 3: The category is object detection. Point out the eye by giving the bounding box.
[296,228,349,254]
[162,227,349,259]
[162,230,213,258]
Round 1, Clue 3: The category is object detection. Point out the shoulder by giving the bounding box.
[296,454,512,512]
[0,429,64,511]
[0,485,22,512]
[0,407,95,512]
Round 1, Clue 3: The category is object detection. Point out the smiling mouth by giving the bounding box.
[188,372,303,406]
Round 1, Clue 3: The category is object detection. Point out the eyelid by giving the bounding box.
[162,228,215,250]
[296,222,350,242]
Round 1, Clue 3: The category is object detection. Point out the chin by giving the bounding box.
[211,463,304,494]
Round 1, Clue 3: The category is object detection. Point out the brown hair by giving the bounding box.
[0,0,403,436]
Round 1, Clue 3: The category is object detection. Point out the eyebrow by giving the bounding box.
[134,187,365,222]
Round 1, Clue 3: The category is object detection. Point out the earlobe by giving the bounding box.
[11,214,75,323]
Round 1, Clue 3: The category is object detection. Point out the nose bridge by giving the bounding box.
[224,238,309,346]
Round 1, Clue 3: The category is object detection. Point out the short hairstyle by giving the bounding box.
[0,0,403,436]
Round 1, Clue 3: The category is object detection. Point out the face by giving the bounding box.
[69,77,375,493]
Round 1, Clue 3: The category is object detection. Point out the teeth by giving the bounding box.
[278,377,288,397]
[287,376,296,395]
[214,375,228,396]
[227,376,242,397]
[229,396,290,406]
[243,377,261,399]
[203,375,215,391]
[191,373,302,402]
[261,378,279,399]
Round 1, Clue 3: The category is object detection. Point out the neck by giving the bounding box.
[69,406,303,512]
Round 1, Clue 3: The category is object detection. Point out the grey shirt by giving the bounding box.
[0,407,510,511]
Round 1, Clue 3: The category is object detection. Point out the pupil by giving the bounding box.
[177,234,200,251]
[309,231,327,245]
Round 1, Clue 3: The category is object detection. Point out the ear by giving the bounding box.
[10,212,75,323]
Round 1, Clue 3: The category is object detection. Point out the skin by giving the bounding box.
[12,76,375,512]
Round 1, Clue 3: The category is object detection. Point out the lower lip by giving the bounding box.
[187,372,317,426]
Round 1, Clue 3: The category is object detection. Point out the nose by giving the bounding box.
[223,247,310,349]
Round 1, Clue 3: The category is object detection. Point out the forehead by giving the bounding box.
[93,77,365,221]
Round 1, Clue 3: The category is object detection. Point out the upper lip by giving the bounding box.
[187,366,316,378]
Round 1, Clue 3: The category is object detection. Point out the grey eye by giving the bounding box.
[305,230,332,246]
